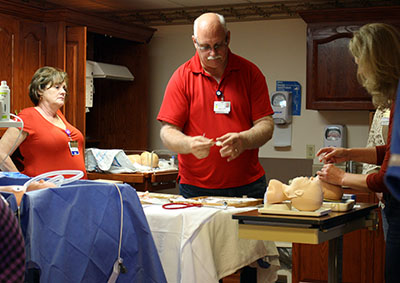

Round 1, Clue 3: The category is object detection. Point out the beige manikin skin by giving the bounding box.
[266,176,343,211]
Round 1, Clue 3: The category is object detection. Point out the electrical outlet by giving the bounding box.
[306,144,315,159]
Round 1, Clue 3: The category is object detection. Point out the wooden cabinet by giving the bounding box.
[84,33,150,150]
[299,6,400,110]
[0,13,45,115]
[43,12,155,150]
[0,1,156,151]
[292,190,385,283]
[0,14,17,110]
[65,26,87,139]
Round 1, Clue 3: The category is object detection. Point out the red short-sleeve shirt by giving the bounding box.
[17,107,87,178]
[157,50,273,189]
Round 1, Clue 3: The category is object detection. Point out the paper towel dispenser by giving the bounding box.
[86,60,134,81]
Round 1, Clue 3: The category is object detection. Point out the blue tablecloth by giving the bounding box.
[1,176,166,283]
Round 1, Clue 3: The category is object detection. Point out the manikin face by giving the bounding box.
[284,177,323,211]
[266,177,324,211]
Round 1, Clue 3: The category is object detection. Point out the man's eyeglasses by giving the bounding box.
[195,38,227,53]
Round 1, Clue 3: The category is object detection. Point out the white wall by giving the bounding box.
[148,18,370,163]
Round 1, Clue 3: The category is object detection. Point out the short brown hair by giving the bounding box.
[29,66,68,106]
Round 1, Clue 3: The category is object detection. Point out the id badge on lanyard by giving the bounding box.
[213,90,231,114]
[65,129,80,156]
[214,101,231,114]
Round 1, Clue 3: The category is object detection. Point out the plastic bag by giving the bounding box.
[85,148,136,173]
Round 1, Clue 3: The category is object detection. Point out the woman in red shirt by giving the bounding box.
[0,66,87,178]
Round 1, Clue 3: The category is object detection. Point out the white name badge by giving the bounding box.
[68,141,80,156]
[381,116,390,126]
[214,101,231,114]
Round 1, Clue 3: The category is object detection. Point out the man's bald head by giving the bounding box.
[193,13,227,39]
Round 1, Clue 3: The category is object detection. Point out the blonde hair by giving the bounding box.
[349,23,400,109]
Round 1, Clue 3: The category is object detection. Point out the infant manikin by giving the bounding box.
[0,170,84,206]
[0,180,57,206]
[265,176,342,211]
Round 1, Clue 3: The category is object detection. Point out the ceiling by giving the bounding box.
[23,0,400,26]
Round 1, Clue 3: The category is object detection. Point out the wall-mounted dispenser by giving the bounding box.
[324,125,346,148]
[271,91,292,147]
[271,91,292,124]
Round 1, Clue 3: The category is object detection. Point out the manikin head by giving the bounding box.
[266,176,341,211]
[284,177,323,211]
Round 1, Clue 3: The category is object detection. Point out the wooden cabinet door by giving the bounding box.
[304,24,374,110]
[0,14,45,139]
[300,6,400,110]
[0,15,17,113]
[14,19,46,113]
[65,26,87,136]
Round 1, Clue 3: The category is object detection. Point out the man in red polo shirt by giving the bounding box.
[157,13,275,281]
[158,12,274,200]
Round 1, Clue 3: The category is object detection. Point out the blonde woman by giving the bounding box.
[317,23,400,283]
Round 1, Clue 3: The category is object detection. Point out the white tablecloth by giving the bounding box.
[143,205,280,283]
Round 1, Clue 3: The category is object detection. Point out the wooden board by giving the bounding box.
[258,206,331,217]
[137,191,181,205]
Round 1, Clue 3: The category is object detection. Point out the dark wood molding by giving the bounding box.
[0,0,44,20]
[0,0,156,43]
[300,5,400,23]
[44,9,156,43]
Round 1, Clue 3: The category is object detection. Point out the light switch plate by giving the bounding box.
[306,144,315,159]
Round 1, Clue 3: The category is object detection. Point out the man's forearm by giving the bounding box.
[239,116,274,150]
[160,124,191,154]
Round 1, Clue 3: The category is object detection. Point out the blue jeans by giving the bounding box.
[179,175,267,199]
[383,193,400,283]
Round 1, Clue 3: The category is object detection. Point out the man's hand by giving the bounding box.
[216,132,243,162]
[189,135,214,159]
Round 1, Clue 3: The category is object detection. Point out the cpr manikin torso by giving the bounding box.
[266,176,342,211]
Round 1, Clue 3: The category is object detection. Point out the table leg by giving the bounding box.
[328,235,343,283]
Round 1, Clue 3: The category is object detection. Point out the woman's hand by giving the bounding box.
[317,147,349,164]
[316,164,346,186]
